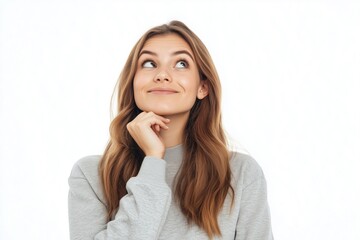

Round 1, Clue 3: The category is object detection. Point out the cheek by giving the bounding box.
[178,75,200,95]
[133,73,147,93]
[133,75,145,103]
[133,74,142,89]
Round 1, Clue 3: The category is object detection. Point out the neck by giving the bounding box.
[160,112,189,148]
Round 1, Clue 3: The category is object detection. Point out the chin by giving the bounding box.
[139,105,189,117]
[144,108,175,116]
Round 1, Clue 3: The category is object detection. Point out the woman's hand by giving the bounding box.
[126,112,170,159]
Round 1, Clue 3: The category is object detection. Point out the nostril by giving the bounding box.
[154,74,170,82]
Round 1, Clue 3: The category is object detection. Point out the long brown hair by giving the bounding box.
[99,20,233,238]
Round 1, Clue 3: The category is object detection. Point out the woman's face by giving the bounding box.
[133,33,208,117]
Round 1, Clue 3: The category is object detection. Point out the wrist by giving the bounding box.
[145,151,164,159]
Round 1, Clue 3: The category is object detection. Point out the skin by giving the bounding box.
[127,34,208,159]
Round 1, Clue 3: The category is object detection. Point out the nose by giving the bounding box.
[154,69,171,82]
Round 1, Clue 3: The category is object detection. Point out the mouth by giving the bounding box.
[147,88,179,94]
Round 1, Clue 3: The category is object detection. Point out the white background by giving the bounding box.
[1,0,359,239]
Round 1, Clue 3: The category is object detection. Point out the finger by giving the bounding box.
[152,124,157,132]
[155,121,169,130]
[130,112,169,131]
[147,117,169,130]
[144,112,171,123]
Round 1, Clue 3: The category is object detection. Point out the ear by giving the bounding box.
[197,81,209,99]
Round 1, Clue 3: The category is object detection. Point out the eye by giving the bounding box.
[175,60,188,69]
[142,60,156,68]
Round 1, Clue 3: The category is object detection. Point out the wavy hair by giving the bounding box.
[99,20,234,238]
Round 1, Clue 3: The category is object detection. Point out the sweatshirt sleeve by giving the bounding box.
[235,173,273,240]
[68,156,172,240]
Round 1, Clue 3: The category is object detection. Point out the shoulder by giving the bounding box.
[69,155,105,204]
[229,151,265,188]
[69,155,102,179]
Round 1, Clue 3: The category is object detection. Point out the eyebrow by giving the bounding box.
[139,50,194,61]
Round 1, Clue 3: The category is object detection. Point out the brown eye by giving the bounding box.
[175,60,188,69]
[142,60,156,68]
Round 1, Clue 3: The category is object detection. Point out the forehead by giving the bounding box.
[141,33,193,53]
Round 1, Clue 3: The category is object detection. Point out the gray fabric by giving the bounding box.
[68,145,273,239]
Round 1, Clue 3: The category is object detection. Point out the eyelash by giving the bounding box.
[140,59,189,68]
[176,59,189,68]
[141,59,156,68]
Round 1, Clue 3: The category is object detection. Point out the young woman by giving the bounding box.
[68,20,273,240]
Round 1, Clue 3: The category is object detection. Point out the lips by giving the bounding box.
[147,87,179,94]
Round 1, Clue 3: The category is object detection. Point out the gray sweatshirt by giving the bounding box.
[68,144,273,239]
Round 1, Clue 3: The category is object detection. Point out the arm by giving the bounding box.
[235,176,273,240]
[68,156,171,240]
